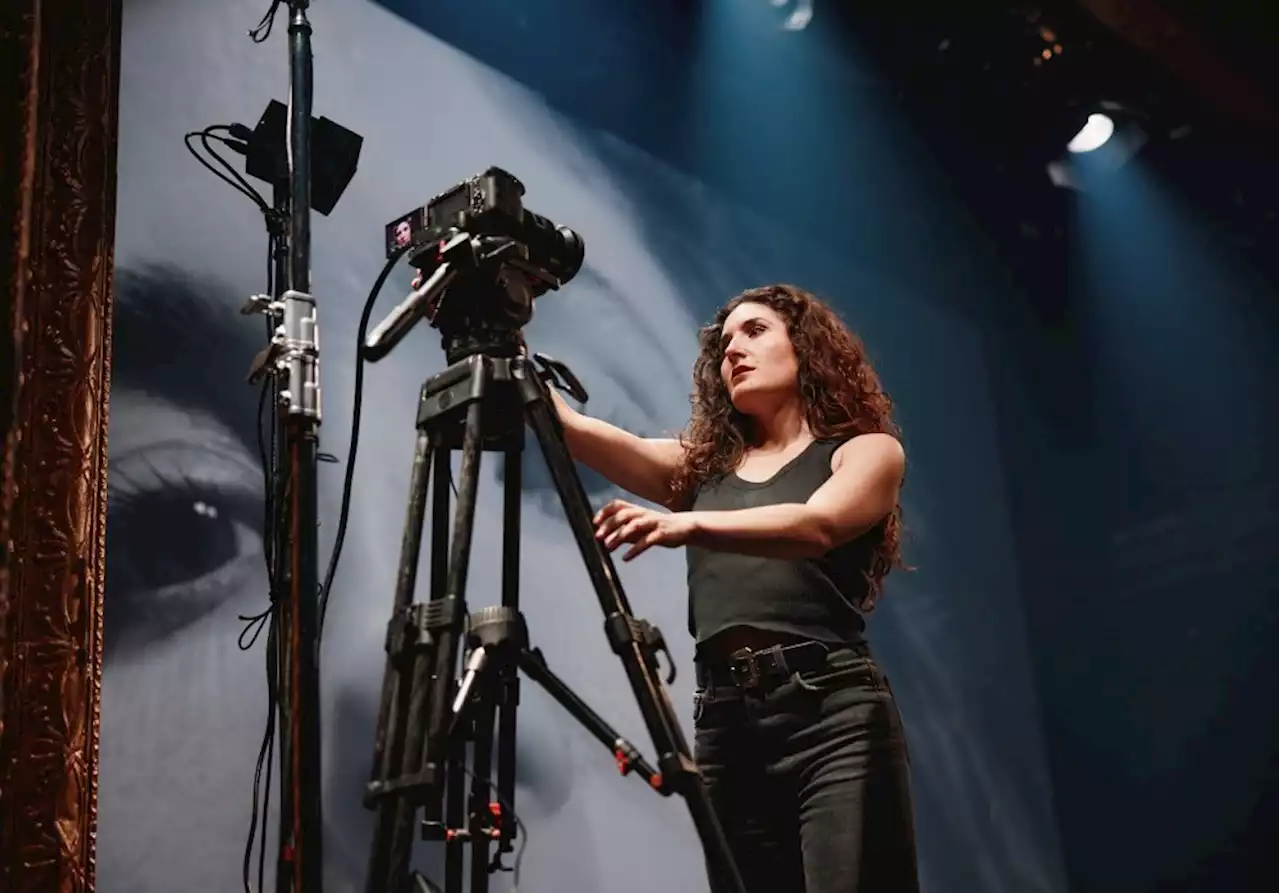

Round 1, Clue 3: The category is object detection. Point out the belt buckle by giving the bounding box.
[728,647,761,691]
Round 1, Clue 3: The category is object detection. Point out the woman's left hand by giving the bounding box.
[593,499,697,561]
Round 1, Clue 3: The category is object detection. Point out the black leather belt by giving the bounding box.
[696,640,869,691]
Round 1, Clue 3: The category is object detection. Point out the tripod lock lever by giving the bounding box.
[452,646,489,715]
[531,352,589,404]
[605,613,677,685]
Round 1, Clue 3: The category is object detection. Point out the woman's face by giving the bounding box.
[719,301,800,416]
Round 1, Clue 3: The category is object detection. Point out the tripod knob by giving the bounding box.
[452,607,530,716]
[466,605,529,652]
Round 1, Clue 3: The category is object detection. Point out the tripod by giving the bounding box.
[361,340,747,893]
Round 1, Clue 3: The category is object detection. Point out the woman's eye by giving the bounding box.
[109,489,256,592]
[105,440,265,658]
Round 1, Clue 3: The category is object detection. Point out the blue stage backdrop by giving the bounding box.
[103,1,1067,890]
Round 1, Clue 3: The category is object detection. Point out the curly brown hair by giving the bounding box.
[671,284,906,608]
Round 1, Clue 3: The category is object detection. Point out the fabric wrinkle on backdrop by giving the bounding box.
[103,1,1068,891]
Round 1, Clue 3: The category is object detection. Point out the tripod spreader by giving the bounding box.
[450,606,662,794]
[515,644,661,790]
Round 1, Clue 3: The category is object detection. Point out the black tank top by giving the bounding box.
[686,438,877,650]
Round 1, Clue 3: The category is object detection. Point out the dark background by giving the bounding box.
[374,1,1278,890]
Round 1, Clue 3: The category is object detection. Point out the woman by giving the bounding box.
[555,283,919,892]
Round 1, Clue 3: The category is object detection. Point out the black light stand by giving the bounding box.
[235,3,363,890]
[236,14,326,885]
[358,183,747,893]
[274,9,324,889]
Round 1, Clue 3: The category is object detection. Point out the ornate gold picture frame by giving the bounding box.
[0,2,121,891]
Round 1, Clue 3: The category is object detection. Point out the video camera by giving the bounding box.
[384,166,583,290]
[368,167,585,362]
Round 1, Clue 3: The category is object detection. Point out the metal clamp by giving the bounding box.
[239,290,323,421]
[278,289,322,421]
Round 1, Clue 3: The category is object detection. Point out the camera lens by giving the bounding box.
[521,210,585,287]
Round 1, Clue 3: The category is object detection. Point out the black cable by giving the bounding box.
[240,234,284,893]
[182,128,270,214]
[457,763,530,892]
[185,122,290,892]
[410,763,529,893]
[252,612,278,893]
[238,352,277,891]
[240,55,287,892]
[316,245,413,636]
[248,0,284,45]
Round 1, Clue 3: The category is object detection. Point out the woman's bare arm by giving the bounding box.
[550,388,685,509]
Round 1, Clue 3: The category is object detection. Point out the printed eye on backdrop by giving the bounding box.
[105,397,265,657]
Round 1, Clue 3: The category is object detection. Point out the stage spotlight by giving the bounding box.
[768,0,813,31]
[1048,103,1147,191]
[1067,113,1115,153]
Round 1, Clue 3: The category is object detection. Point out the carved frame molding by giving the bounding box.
[0,1,121,892]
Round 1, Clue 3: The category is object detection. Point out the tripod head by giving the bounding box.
[365,167,585,366]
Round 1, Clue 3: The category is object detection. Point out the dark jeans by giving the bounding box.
[694,647,919,893]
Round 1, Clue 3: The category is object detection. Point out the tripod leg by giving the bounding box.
[495,448,521,856]
[444,730,467,893]
[422,376,488,890]
[365,431,436,893]
[517,367,748,893]
[436,450,467,893]
[467,685,498,893]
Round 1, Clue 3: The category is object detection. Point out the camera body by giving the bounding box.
[384,166,583,300]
